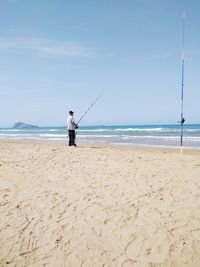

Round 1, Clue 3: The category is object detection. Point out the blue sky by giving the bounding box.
[0,0,199,127]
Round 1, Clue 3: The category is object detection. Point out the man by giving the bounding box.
[67,111,78,146]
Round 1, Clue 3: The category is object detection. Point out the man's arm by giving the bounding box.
[72,117,78,129]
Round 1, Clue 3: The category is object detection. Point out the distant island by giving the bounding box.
[13,122,39,129]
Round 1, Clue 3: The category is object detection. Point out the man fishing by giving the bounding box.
[67,111,78,147]
[66,93,103,147]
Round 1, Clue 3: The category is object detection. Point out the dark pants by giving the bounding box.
[68,130,76,146]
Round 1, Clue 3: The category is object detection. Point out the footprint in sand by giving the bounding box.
[125,227,169,264]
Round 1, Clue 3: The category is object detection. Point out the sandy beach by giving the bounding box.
[0,141,200,267]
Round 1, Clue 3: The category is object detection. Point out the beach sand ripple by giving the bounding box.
[0,141,200,266]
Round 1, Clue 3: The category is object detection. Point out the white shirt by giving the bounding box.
[67,115,76,130]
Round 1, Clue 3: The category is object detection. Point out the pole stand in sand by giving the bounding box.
[179,11,186,154]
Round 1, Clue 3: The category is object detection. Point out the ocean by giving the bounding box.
[1,124,200,148]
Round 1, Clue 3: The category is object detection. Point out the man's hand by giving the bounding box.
[75,124,78,129]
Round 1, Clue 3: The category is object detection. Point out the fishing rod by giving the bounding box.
[76,92,103,126]
[179,11,186,152]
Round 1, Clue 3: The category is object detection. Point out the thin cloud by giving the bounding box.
[0,37,115,59]
[0,37,92,58]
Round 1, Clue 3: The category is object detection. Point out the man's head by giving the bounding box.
[69,110,74,115]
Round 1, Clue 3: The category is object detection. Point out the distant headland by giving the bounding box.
[13,122,39,129]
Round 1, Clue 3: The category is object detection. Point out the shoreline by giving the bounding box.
[1,124,200,149]
[1,139,200,152]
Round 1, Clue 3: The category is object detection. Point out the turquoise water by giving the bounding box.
[1,124,200,148]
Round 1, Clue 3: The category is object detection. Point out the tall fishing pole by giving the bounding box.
[179,11,186,152]
[76,92,103,125]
